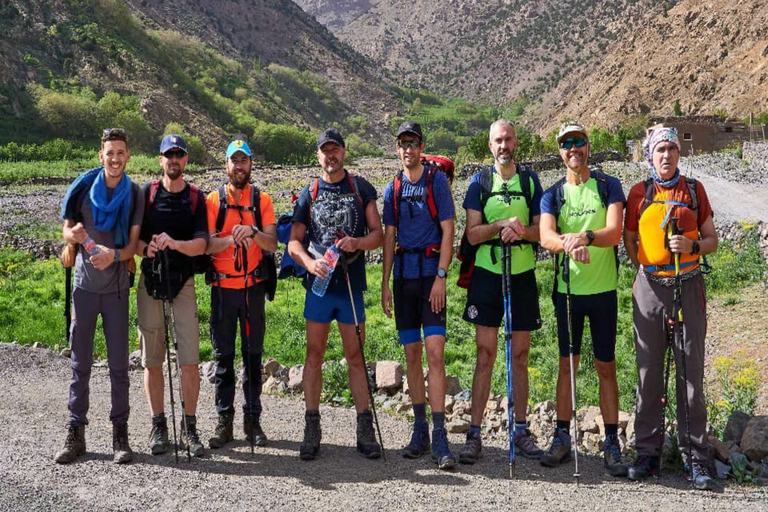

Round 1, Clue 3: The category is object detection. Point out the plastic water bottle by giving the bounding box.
[311,244,340,297]
[82,236,101,256]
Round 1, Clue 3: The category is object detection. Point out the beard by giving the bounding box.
[494,150,512,165]
[230,169,251,189]
[164,166,182,181]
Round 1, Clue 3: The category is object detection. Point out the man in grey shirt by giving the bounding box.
[55,128,144,464]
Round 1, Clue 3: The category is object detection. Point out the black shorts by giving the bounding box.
[393,277,446,345]
[554,290,617,362]
[463,267,542,331]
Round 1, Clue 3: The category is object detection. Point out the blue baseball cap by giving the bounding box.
[226,139,252,159]
[159,134,188,154]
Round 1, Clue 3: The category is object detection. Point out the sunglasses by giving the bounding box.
[163,149,187,159]
[560,137,587,150]
[397,140,421,150]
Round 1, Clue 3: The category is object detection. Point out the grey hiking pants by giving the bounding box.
[632,270,709,462]
[68,287,130,428]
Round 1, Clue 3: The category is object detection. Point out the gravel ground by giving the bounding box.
[1,343,766,511]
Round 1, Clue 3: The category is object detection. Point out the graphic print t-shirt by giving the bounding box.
[292,171,378,294]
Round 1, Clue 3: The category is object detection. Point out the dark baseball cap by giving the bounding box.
[396,121,423,140]
[159,134,188,154]
[317,127,345,149]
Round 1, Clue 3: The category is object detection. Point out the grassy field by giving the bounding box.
[1,231,764,412]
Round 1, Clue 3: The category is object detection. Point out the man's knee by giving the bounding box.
[595,359,617,380]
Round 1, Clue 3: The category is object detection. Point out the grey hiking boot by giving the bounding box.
[628,455,660,481]
[243,413,268,447]
[691,461,714,490]
[515,428,544,459]
[181,416,205,458]
[299,411,322,460]
[431,427,457,470]
[540,428,572,468]
[402,421,430,459]
[112,424,133,464]
[458,430,482,465]
[603,434,628,477]
[54,425,86,464]
[148,413,169,455]
[356,410,382,459]
[208,412,234,449]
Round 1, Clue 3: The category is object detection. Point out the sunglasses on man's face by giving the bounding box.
[163,150,187,159]
[560,137,587,150]
[397,140,421,150]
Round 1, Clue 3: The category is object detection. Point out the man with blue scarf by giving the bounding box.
[55,128,144,465]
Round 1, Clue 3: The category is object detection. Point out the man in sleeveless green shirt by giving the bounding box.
[459,119,545,464]
[539,122,627,476]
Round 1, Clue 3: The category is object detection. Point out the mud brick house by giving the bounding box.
[647,116,767,156]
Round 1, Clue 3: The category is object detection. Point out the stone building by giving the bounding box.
[648,116,768,156]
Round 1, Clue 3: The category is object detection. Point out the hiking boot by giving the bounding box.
[431,427,457,470]
[628,455,660,481]
[515,428,544,459]
[458,430,482,465]
[148,414,169,455]
[402,421,430,459]
[181,416,205,458]
[112,424,133,464]
[691,461,714,490]
[540,428,572,468]
[54,425,85,464]
[299,411,322,460]
[243,413,268,447]
[603,434,628,477]
[208,412,234,449]
[356,410,382,459]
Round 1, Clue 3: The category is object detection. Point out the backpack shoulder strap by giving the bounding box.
[518,166,532,208]
[188,184,200,215]
[552,177,567,220]
[685,176,699,211]
[425,165,441,229]
[638,177,656,220]
[590,169,610,208]
[393,171,403,230]
[251,184,262,229]
[310,178,320,202]
[347,173,364,208]
[145,179,161,217]
[215,185,228,233]
[479,165,494,205]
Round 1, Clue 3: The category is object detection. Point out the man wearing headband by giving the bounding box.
[624,126,718,489]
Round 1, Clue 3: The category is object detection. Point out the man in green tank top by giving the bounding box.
[539,122,627,476]
[459,119,545,464]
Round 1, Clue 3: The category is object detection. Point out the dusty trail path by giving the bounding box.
[0,344,765,511]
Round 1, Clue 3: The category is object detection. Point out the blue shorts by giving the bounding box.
[304,290,366,325]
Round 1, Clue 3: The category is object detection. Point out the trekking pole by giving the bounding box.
[61,244,76,344]
[658,320,674,474]
[562,253,580,485]
[339,251,386,460]
[241,247,255,457]
[501,242,515,478]
[162,249,191,462]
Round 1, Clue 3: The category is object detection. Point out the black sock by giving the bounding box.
[152,412,166,423]
[557,420,570,431]
[413,403,427,425]
[605,423,618,437]
[432,412,445,430]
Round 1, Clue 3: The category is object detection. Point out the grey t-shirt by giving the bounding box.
[70,181,144,294]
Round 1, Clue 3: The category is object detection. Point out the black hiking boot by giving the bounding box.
[402,421,430,459]
[54,425,86,464]
[112,424,133,464]
[208,412,234,449]
[431,427,457,470]
[299,411,322,460]
[148,413,169,455]
[691,461,714,490]
[628,455,660,481]
[458,430,482,465]
[540,428,572,468]
[181,415,205,458]
[603,433,628,477]
[356,410,382,459]
[515,428,544,459]
[243,413,268,447]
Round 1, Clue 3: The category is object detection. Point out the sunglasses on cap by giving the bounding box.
[163,149,187,159]
[397,140,421,150]
[560,137,587,150]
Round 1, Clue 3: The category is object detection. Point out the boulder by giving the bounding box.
[485,399,500,413]
[262,358,281,377]
[741,415,768,461]
[274,365,290,383]
[715,459,731,480]
[287,364,304,393]
[128,350,143,371]
[375,361,404,392]
[579,406,601,434]
[395,403,412,414]
[708,433,731,463]
[723,410,752,445]
[200,361,216,384]
[454,390,472,402]
[447,418,469,434]
[60,347,72,358]
[444,394,455,414]
[445,375,462,396]
[262,376,280,395]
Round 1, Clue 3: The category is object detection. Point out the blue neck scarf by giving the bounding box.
[89,167,133,248]
[652,167,681,189]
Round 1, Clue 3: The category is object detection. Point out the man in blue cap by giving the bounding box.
[288,127,383,460]
[205,139,277,450]
[136,134,209,457]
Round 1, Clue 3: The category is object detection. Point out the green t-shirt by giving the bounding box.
[555,178,617,295]
[476,172,536,275]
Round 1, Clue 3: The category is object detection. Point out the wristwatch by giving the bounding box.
[585,230,595,246]
[113,249,120,263]
[437,268,448,279]
[250,224,260,238]
[690,240,700,255]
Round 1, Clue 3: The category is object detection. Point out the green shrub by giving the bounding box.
[251,122,315,165]
[706,352,760,437]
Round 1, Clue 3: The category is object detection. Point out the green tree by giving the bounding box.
[674,99,683,116]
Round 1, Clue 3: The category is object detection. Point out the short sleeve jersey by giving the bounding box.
[206,184,276,289]
[292,170,378,294]
[462,165,543,275]
[382,166,455,280]
[67,179,144,294]
[540,172,625,295]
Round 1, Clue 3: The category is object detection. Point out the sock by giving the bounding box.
[306,409,320,419]
[184,414,196,424]
[515,421,527,436]
[413,403,427,425]
[152,412,166,423]
[432,412,445,430]
[604,423,618,437]
[469,424,482,436]
[556,420,570,432]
